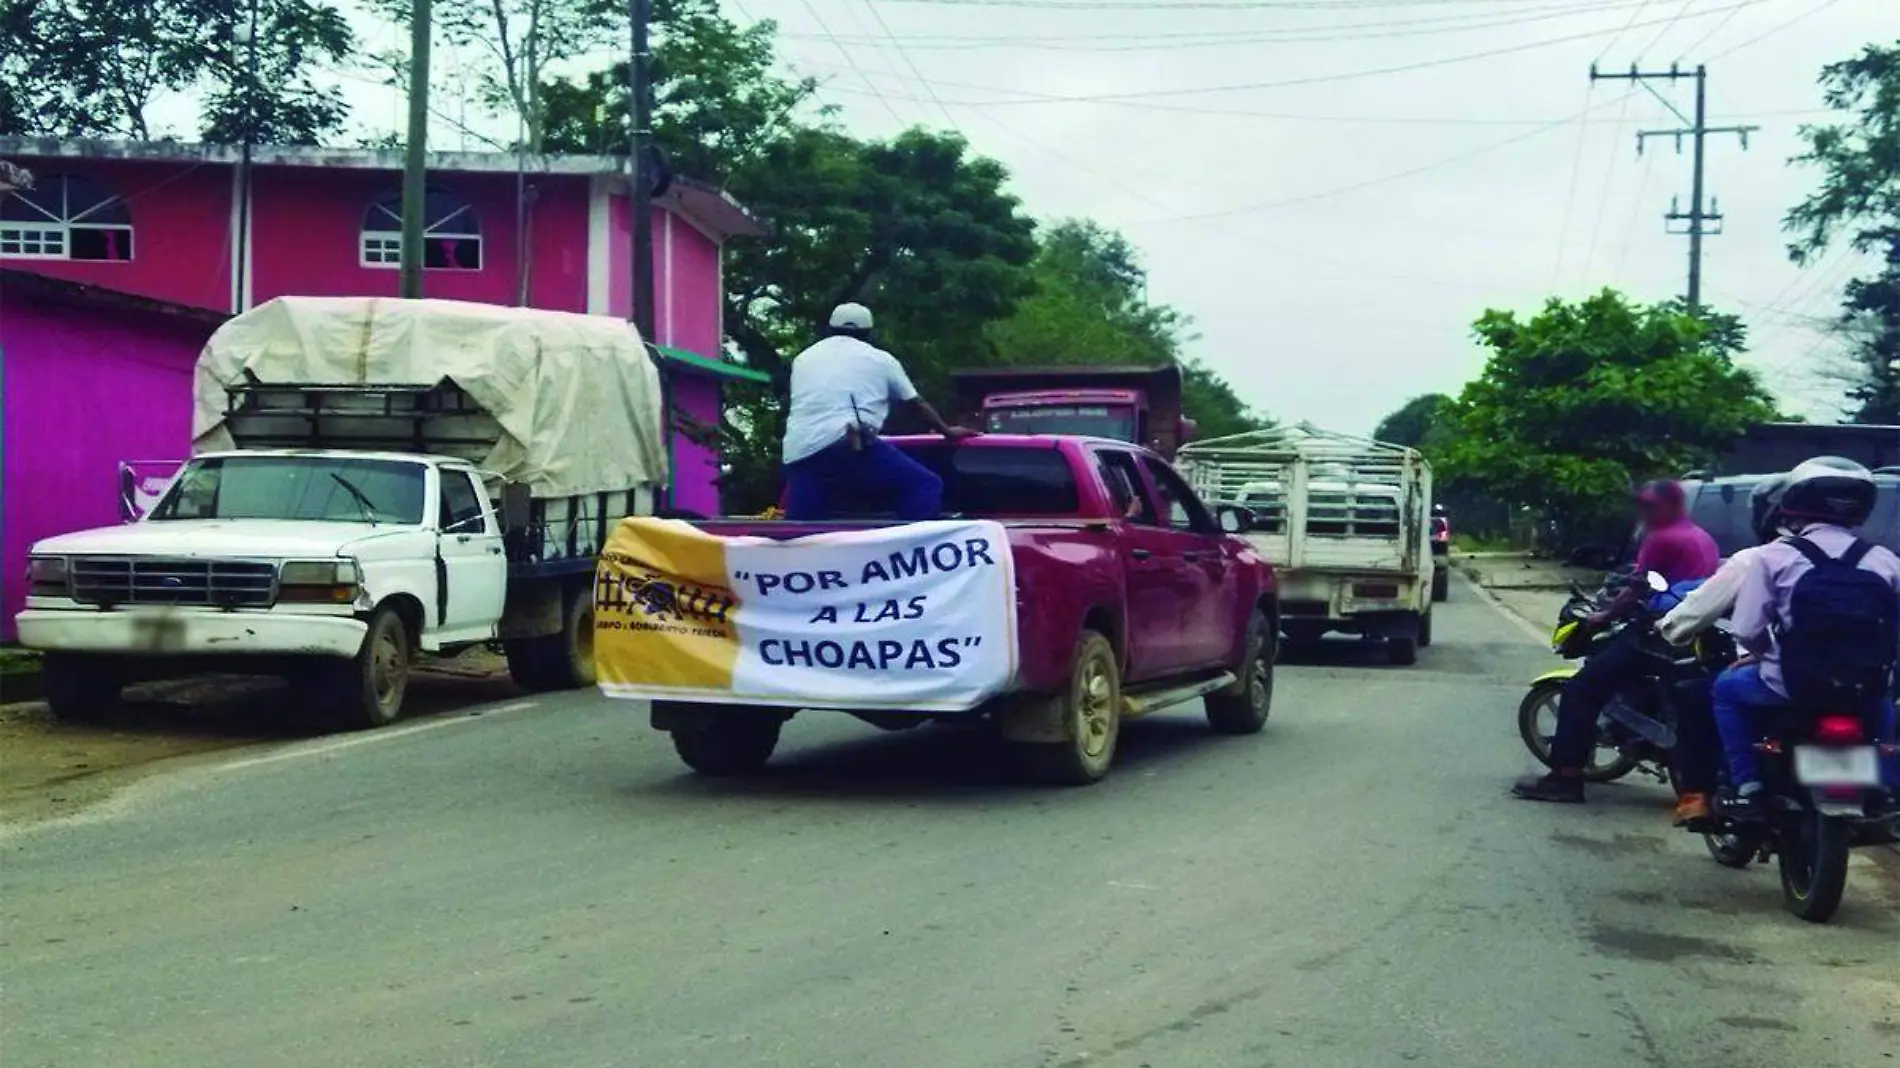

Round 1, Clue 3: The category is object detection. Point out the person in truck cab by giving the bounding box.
[1515,479,1720,804]
[780,303,977,521]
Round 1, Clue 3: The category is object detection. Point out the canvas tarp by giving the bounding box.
[192,297,668,498]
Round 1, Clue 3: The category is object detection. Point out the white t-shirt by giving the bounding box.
[781,334,920,464]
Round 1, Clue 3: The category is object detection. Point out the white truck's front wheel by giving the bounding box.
[42,654,124,722]
[326,606,412,729]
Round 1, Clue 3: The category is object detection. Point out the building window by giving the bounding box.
[361,188,482,271]
[0,175,135,262]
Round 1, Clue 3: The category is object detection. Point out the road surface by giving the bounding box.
[3,578,1895,1068]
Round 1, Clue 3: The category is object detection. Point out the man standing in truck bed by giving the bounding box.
[780,303,975,521]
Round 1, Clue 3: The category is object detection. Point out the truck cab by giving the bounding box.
[949,365,1197,460]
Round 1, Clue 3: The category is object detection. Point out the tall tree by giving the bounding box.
[1440,291,1777,542]
[1372,393,1453,449]
[198,0,354,145]
[0,0,354,143]
[1786,41,1900,422]
[369,0,619,154]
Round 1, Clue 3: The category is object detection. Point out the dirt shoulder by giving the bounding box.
[1453,552,1599,635]
[0,650,518,826]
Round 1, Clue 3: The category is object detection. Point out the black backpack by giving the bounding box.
[1778,537,1900,713]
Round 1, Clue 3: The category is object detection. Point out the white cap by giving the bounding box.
[829,302,873,330]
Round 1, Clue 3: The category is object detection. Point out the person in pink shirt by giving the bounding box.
[1515,480,1720,804]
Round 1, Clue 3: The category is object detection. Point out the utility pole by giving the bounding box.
[627,0,656,339]
[233,0,260,313]
[399,0,432,299]
[1589,62,1757,310]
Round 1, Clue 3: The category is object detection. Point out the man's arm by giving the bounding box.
[1727,549,1776,656]
[1657,549,1750,646]
[906,398,978,441]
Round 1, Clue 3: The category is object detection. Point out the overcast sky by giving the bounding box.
[157,0,1893,433]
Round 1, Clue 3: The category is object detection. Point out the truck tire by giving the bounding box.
[669,709,783,776]
[1432,566,1450,603]
[42,654,123,722]
[1016,630,1121,785]
[327,606,412,729]
[1206,610,1274,734]
[1387,622,1419,667]
[504,586,596,692]
[1418,606,1434,648]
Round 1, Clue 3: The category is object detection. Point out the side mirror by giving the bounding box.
[1218,505,1253,534]
[500,482,533,536]
[1646,571,1669,593]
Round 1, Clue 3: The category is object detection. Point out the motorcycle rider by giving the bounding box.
[1712,458,1900,819]
[1514,479,1720,803]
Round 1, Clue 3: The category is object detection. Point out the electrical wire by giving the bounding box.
[798,0,907,123]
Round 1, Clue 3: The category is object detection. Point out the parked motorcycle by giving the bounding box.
[1516,571,1732,785]
[1698,705,1898,924]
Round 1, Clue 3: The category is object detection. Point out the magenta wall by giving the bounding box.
[4,159,235,312]
[250,170,590,312]
[1,294,215,638]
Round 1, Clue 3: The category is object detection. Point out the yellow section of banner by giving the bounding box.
[594,518,741,692]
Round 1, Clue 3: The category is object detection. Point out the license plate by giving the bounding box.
[1792,746,1882,787]
[131,614,186,651]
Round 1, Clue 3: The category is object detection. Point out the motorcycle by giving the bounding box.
[1516,570,1733,786]
[1697,698,1899,924]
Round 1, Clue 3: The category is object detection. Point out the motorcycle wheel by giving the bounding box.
[1516,681,1640,784]
[1777,811,1850,924]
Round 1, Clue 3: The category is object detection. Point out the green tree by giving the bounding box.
[1786,42,1900,422]
[1371,393,1453,450]
[0,0,354,143]
[1439,290,1777,541]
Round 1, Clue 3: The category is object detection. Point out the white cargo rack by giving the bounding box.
[1178,423,1426,573]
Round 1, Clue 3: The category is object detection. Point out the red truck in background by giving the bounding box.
[949,364,1197,461]
[652,434,1278,785]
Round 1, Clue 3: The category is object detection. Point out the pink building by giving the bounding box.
[0,139,768,637]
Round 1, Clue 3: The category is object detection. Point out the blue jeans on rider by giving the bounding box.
[1711,662,1898,789]
[783,435,944,522]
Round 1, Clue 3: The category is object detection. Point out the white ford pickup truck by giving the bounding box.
[16,297,668,728]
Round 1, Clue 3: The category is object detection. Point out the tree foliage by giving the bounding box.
[1786,41,1900,262]
[1371,393,1453,449]
[0,0,354,143]
[1436,291,1777,538]
[1785,41,1900,424]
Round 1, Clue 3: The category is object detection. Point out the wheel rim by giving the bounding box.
[371,627,406,707]
[1783,819,1817,898]
[1529,690,1623,774]
[1078,654,1115,759]
[1248,648,1272,711]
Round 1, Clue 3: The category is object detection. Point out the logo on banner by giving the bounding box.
[596,554,737,638]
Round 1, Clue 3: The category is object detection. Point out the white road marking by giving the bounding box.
[211,701,540,774]
[1461,569,1552,646]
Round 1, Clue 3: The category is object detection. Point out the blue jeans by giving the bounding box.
[783,436,943,522]
[1712,663,1897,788]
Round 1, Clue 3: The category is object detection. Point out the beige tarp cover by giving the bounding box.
[193,297,668,498]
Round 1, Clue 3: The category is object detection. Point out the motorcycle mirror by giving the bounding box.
[1646,571,1669,593]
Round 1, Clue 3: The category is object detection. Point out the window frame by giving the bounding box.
[360,187,483,272]
[1141,456,1217,535]
[437,469,490,533]
[1095,448,1160,526]
[0,175,134,263]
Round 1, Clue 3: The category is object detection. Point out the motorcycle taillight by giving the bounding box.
[1814,716,1864,745]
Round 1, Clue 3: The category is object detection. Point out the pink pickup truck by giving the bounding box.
[652,434,1280,785]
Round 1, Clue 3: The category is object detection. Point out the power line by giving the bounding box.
[1580,87,1638,283]
[809,0,1771,106]
[798,0,906,123]
[1707,0,1849,60]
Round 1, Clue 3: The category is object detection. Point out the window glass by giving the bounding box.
[1142,458,1210,532]
[1,175,133,262]
[826,445,1081,518]
[439,471,488,531]
[152,456,427,525]
[1096,450,1156,524]
[361,186,482,271]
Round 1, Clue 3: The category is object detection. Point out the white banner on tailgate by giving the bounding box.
[596,519,1018,712]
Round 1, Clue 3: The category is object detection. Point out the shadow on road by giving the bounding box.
[627,712,1264,805]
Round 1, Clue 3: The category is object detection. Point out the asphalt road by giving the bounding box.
[3,578,1896,1068]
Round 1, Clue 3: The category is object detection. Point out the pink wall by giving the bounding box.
[251,169,590,312]
[664,212,723,360]
[3,159,235,312]
[1,293,216,638]
[670,377,724,518]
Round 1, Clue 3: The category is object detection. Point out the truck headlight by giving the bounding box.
[278,560,362,604]
[27,556,70,597]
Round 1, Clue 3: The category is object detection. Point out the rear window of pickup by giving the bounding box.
[829,445,1081,518]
